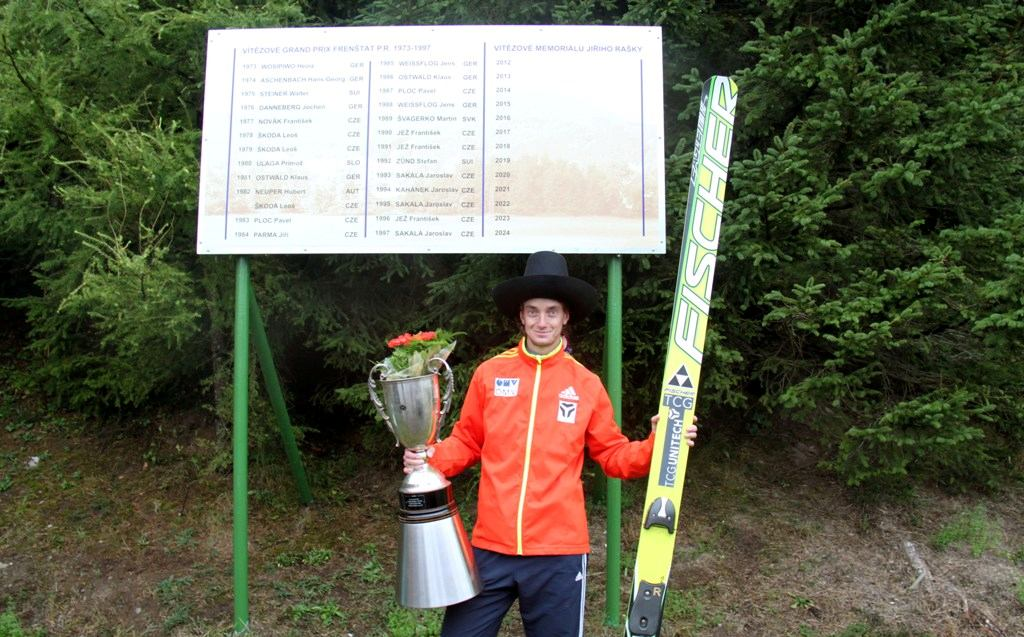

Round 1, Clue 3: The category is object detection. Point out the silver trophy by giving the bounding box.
[368,358,481,608]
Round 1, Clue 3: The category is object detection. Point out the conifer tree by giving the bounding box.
[1,0,1020,489]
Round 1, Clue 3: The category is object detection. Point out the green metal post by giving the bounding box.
[248,289,314,504]
[604,255,624,626]
[233,257,251,635]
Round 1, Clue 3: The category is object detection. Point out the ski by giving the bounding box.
[625,76,739,636]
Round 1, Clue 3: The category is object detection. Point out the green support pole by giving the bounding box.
[248,289,314,505]
[233,257,251,635]
[604,255,624,626]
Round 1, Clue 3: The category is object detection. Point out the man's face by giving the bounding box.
[519,298,569,354]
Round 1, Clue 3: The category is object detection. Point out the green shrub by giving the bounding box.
[21,230,203,410]
[1,0,1021,494]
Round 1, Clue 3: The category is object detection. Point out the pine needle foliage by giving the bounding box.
[1,0,1021,490]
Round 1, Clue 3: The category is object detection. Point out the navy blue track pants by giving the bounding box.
[441,547,588,637]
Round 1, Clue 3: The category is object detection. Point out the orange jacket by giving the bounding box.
[430,338,654,556]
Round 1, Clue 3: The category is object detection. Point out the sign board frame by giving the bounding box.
[196,25,666,255]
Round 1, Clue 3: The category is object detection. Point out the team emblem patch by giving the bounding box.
[557,400,577,424]
[494,378,520,397]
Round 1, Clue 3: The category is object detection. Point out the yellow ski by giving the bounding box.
[625,76,738,636]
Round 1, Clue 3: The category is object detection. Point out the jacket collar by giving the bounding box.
[517,337,565,364]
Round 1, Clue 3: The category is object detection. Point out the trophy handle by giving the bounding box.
[368,363,399,445]
[429,357,455,439]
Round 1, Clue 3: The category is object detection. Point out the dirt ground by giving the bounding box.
[604,435,1024,637]
[1,394,1022,636]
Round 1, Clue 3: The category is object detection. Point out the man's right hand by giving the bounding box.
[650,414,699,446]
[402,446,435,474]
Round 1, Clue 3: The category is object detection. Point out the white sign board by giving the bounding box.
[196,25,665,254]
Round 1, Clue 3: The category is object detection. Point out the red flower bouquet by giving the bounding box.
[378,328,460,379]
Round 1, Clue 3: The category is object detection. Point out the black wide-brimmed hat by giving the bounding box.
[491,251,599,320]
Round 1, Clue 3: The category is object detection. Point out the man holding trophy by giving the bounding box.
[402,251,699,637]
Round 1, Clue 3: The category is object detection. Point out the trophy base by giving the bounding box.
[396,469,481,608]
[397,506,481,608]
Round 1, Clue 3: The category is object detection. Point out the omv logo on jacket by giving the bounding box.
[494,378,520,397]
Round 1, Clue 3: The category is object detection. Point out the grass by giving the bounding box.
[385,604,443,637]
[275,547,333,568]
[289,601,347,627]
[0,610,27,637]
[932,504,1001,557]
[174,526,197,548]
[794,621,937,637]
[359,543,387,584]
[661,586,722,634]
[155,575,195,631]
[1010,545,1024,565]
